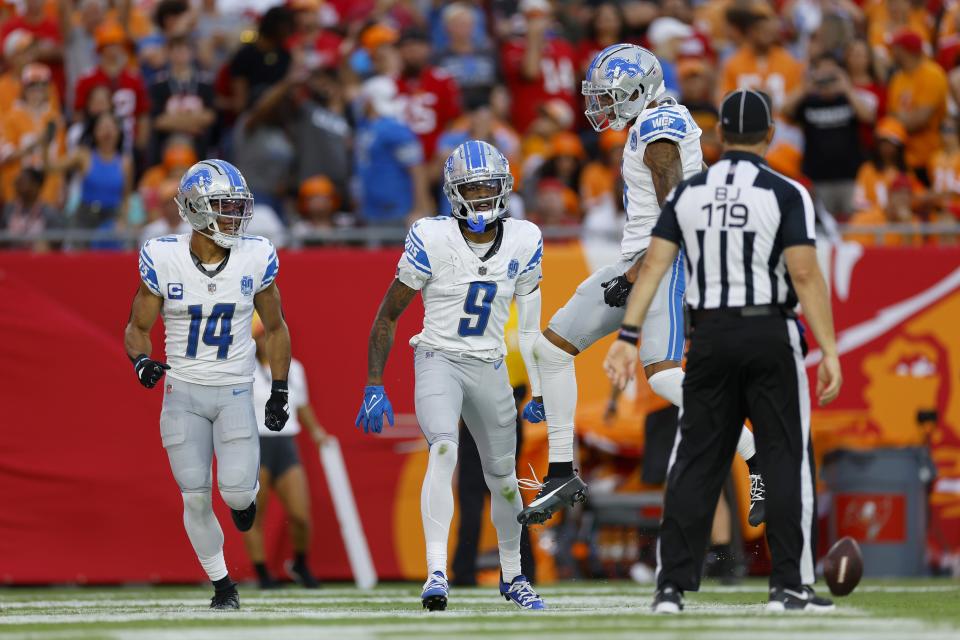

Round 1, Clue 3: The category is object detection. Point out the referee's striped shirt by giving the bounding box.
[652,150,816,310]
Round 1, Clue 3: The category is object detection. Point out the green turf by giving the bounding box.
[0,579,958,640]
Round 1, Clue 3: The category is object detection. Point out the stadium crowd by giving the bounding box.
[1,0,959,251]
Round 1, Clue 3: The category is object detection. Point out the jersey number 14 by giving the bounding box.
[186,303,235,359]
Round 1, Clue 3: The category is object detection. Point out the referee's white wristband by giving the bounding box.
[617,325,640,346]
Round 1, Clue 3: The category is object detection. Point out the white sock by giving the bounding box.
[648,367,757,463]
[421,440,457,577]
[181,492,227,581]
[534,334,576,463]
[484,471,523,582]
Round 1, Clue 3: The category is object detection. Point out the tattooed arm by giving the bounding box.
[366,279,419,385]
[622,140,684,283]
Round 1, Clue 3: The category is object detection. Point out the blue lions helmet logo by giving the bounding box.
[181,167,213,194]
[603,57,643,80]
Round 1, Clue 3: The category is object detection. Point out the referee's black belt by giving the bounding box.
[688,304,796,326]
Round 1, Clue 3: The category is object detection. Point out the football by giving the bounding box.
[823,536,864,596]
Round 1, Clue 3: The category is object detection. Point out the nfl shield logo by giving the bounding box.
[479,266,487,276]
[208,282,217,294]
[508,259,519,279]
[241,275,254,296]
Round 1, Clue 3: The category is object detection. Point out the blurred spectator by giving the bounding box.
[429,0,488,53]
[195,0,252,72]
[721,6,803,110]
[527,131,585,218]
[528,177,579,227]
[519,98,575,179]
[354,76,430,227]
[290,67,351,201]
[845,38,885,151]
[574,2,627,77]
[395,28,462,161]
[228,5,294,112]
[0,28,60,114]
[246,202,287,246]
[1,168,63,251]
[139,140,197,197]
[0,63,65,207]
[928,118,960,220]
[436,2,498,111]
[866,0,932,70]
[136,33,168,88]
[0,0,64,102]
[677,59,721,165]
[152,0,193,38]
[74,23,150,157]
[357,22,400,78]
[580,127,626,212]
[149,35,215,162]
[501,0,577,134]
[847,173,921,246]
[287,0,343,72]
[886,28,948,185]
[66,84,111,153]
[139,179,189,246]
[647,16,694,95]
[50,112,132,231]
[290,174,354,246]
[59,0,104,114]
[853,116,923,211]
[782,54,874,218]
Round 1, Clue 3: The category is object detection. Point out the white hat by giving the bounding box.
[519,0,551,15]
[647,17,694,49]
[361,76,403,119]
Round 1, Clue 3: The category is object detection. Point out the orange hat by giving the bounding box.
[162,143,198,170]
[875,117,907,145]
[550,131,585,159]
[677,58,709,80]
[21,62,51,85]
[95,22,129,51]
[299,175,340,209]
[360,23,398,52]
[599,128,629,153]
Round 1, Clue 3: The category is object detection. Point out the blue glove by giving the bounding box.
[355,385,395,434]
[522,399,546,423]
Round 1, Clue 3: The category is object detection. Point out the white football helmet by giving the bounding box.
[443,140,513,232]
[582,44,665,132]
[176,159,254,248]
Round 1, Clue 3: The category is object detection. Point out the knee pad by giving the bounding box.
[534,333,575,369]
[648,367,684,408]
[220,487,257,511]
[182,491,213,515]
[483,453,516,480]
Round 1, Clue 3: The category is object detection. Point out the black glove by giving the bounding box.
[265,380,290,432]
[133,354,170,389]
[600,275,633,308]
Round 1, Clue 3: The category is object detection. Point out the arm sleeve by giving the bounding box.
[396,224,431,290]
[779,182,817,247]
[258,240,280,291]
[138,240,163,297]
[514,233,543,296]
[515,287,542,397]
[651,184,684,245]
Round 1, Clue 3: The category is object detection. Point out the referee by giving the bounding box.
[604,89,842,613]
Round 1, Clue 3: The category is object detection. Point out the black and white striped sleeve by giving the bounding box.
[777,180,817,247]
[651,183,685,245]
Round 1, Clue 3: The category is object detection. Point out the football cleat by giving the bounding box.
[210,584,240,610]
[517,468,587,525]
[230,501,257,532]
[421,571,449,611]
[285,559,320,588]
[767,585,835,612]
[652,583,684,614]
[500,575,546,610]
[748,472,766,527]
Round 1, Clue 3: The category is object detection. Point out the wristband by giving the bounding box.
[617,324,640,345]
[271,379,289,393]
[133,354,149,369]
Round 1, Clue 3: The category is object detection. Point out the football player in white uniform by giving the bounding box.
[124,159,292,610]
[518,45,764,527]
[355,140,547,611]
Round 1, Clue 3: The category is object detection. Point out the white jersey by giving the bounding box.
[254,358,308,437]
[397,217,543,361]
[138,233,279,386]
[621,101,703,258]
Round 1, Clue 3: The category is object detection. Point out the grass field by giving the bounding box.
[1,579,959,640]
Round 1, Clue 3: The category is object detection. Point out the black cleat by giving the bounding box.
[231,501,257,532]
[767,585,835,612]
[652,583,684,614]
[210,584,240,610]
[285,559,320,588]
[748,473,766,526]
[517,472,587,525]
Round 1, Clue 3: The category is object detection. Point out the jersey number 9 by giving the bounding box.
[186,303,236,359]
[458,282,497,337]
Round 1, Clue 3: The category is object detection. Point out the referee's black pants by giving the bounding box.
[656,311,817,591]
